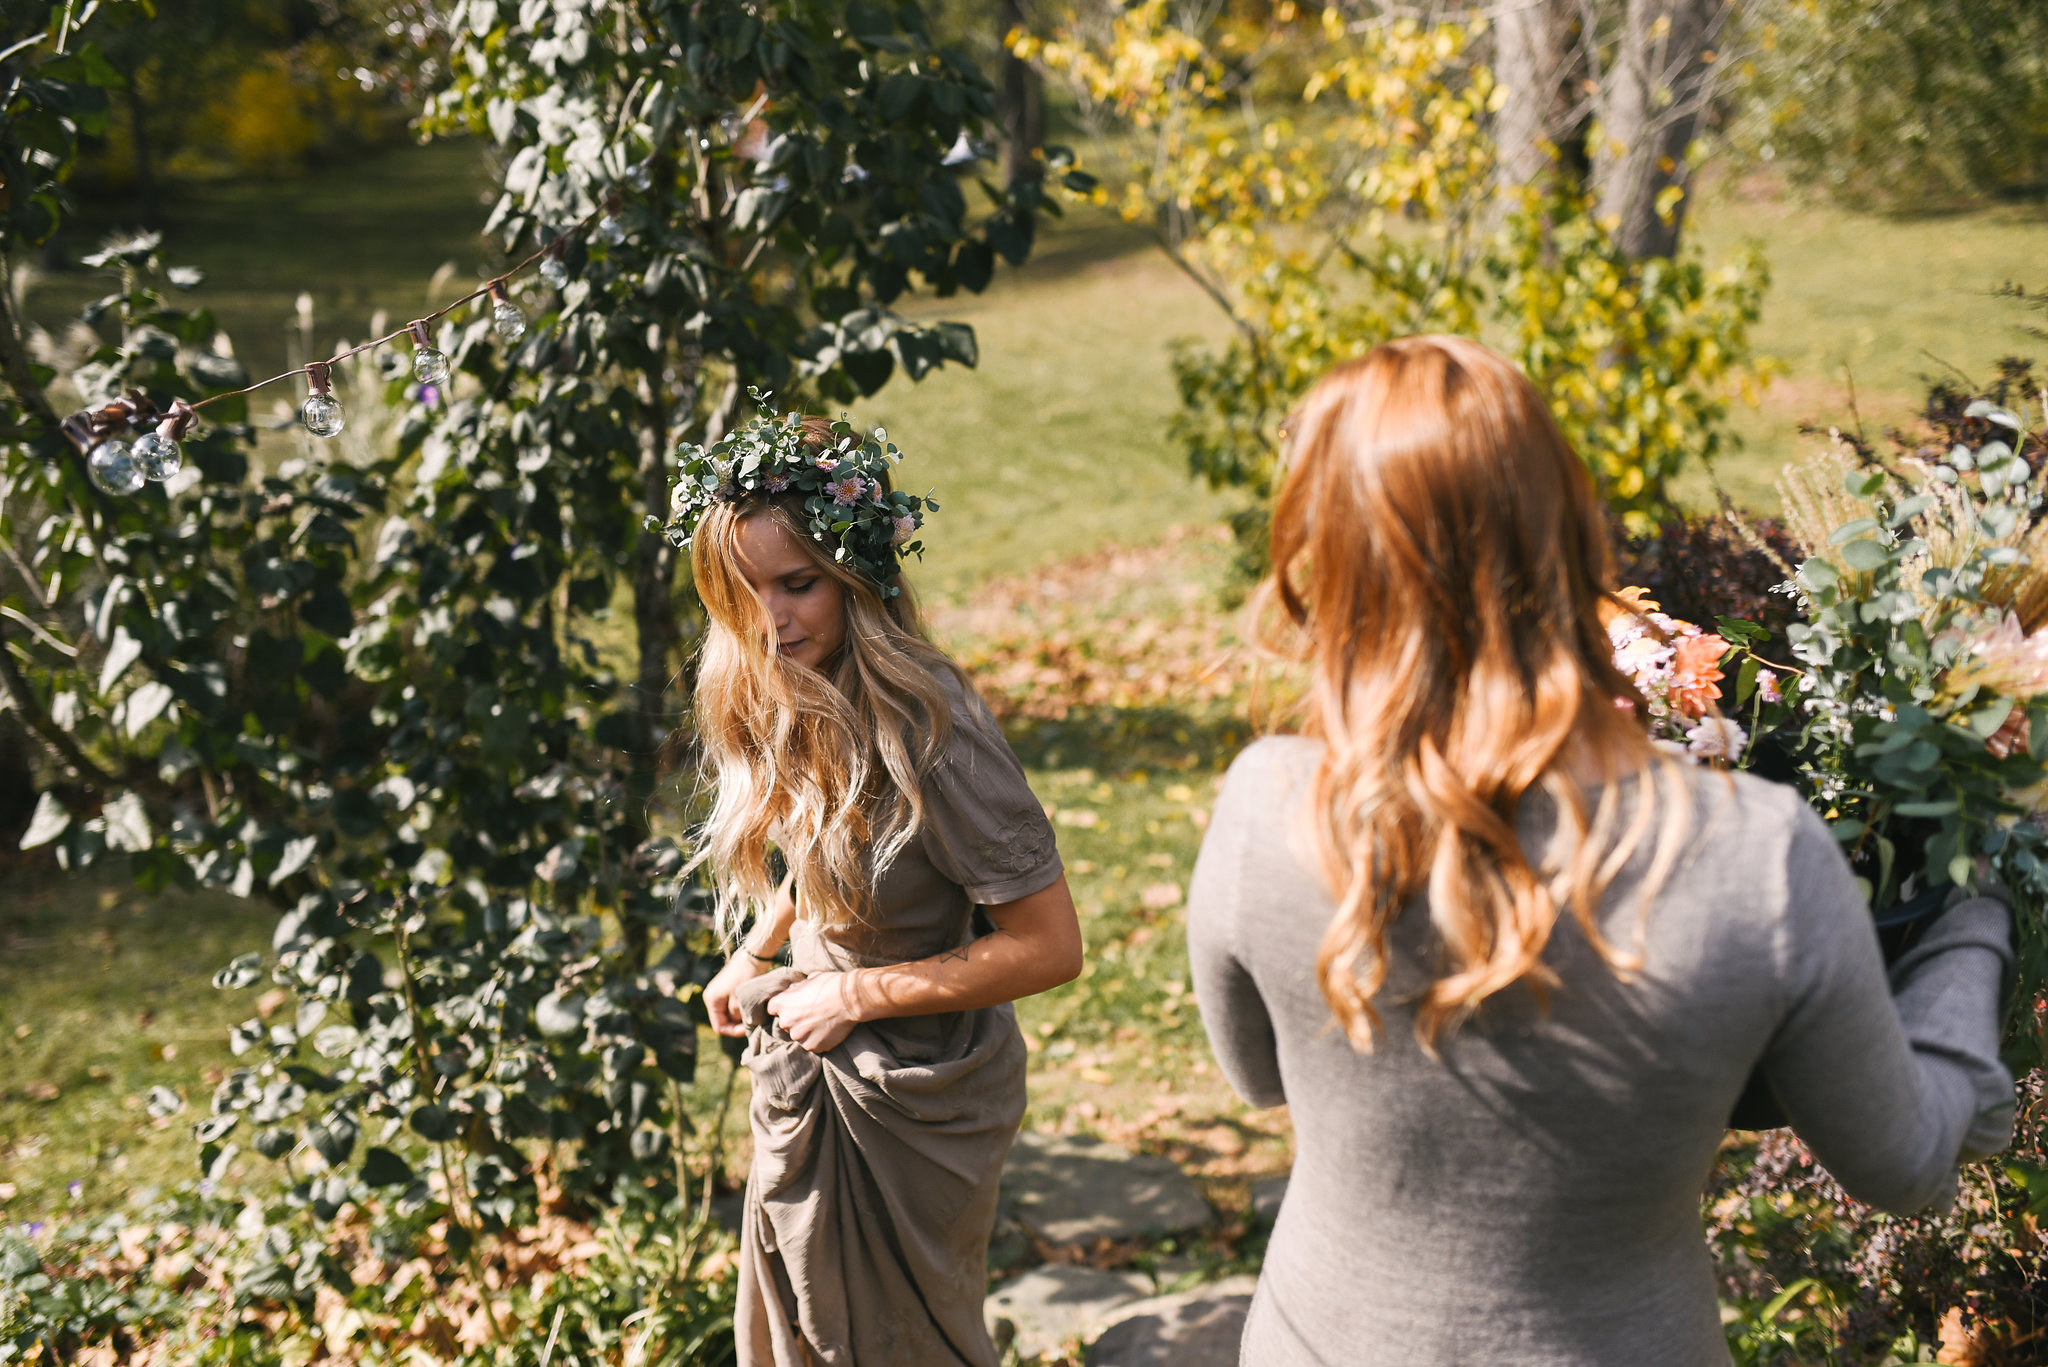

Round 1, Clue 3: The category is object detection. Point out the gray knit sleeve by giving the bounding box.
[1761,804,2014,1212]
[1189,743,1287,1109]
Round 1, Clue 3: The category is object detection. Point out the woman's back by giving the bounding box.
[1190,736,2012,1366]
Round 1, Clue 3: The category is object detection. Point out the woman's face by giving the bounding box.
[733,512,847,671]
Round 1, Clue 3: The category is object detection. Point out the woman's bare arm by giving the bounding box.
[764,876,1083,1051]
[704,874,799,1037]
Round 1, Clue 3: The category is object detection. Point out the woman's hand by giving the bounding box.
[705,953,776,1038]
[766,972,864,1054]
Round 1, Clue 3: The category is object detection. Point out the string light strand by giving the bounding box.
[53,188,632,472]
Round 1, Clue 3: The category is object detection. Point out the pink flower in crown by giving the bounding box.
[764,471,791,492]
[1756,668,1781,704]
[826,474,867,506]
[891,513,917,546]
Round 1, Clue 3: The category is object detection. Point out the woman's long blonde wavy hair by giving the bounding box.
[1263,336,1686,1051]
[690,417,966,941]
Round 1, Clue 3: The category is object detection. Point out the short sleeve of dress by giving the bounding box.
[917,671,1064,906]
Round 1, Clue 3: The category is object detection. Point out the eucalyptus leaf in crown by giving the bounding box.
[657,398,932,597]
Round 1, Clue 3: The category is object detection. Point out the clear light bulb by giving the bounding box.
[87,438,145,495]
[133,429,183,481]
[492,298,527,343]
[538,254,570,290]
[413,345,451,385]
[598,215,627,246]
[302,393,346,438]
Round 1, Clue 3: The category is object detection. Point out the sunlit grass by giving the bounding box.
[0,871,271,1220]
[1683,185,2048,514]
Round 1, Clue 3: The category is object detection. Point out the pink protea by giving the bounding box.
[826,474,866,506]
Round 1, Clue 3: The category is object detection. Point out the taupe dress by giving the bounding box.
[733,671,1064,1367]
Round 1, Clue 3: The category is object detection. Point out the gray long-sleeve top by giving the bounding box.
[1188,737,2014,1367]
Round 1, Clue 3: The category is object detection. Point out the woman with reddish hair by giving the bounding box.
[1189,336,2013,1364]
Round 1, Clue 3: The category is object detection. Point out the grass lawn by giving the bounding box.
[862,214,1238,596]
[24,139,497,395]
[1684,181,2048,515]
[0,870,274,1218]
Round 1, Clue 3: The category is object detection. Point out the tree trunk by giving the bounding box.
[998,0,1043,185]
[1491,0,1574,190]
[1594,0,1725,258]
[630,366,678,843]
[124,70,160,229]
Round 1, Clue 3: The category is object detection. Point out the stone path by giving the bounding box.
[1085,1275,1258,1366]
[999,1131,1213,1245]
[981,1133,1286,1362]
[984,1265,1157,1360]
[1250,1174,1288,1223]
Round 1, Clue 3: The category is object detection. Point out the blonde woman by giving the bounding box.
[670,409,1081,1367]
[1188,337,2014,1365]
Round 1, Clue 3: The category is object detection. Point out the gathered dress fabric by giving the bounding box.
[734,671,1063,1367]
[1189,736,2014,1367]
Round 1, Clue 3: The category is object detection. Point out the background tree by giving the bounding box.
[1024,1,1770,547]
[1483,0,1734,259]
[998,0,1046,185]
[1727,0,2048,209]
[69,0,446,216]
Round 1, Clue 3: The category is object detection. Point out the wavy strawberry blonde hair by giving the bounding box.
[690,417,968,941]
[1262,335,1688,1051]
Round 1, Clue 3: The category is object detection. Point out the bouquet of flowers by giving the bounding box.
[1602,587,1768,763]
[1618,384,2048,1067]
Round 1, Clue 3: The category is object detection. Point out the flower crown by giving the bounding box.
[659,396,932,598]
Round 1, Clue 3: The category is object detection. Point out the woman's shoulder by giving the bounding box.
[1225,733,1323,781]
[1206,735,1321,832]
[921,655,1002,743]
[1671,761,1826,850]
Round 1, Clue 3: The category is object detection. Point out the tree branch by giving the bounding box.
[0,253,60,431]
[0,620,117,792]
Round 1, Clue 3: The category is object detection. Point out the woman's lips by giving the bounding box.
[778,638,804,652]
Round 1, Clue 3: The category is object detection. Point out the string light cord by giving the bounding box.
[54,186,632,492]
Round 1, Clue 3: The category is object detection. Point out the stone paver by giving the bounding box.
[1086,1276,1258,1366]
[1002,1131,1212,1245]
[984,1265,1153,1360]
[1250,1174,1289,1223]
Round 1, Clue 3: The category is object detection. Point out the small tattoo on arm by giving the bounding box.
[939,945,971,965]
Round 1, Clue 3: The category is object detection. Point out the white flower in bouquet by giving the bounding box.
[1684,716,1748,762]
